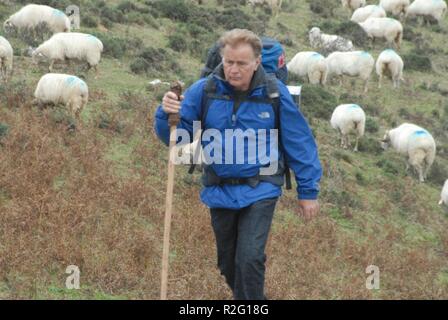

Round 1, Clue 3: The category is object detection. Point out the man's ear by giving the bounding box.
[254,55,262,70]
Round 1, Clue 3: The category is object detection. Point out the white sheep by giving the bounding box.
[34,73,89,124]
[406,0,447,24]
[286,51,328,85]
[248,0,283,16]
[379,0,410,17]
[381,123,436,182]
[309,27,354,54]
[0,36,13,81]
[32,33,103,75]
[3,4,71,35]
[341,0,367,12]
[376,49,404,89]
[331,104,366,152]
[325,51,375,93]
[351,5,387,23]
[358,17,403,49]
[439,180,448,206]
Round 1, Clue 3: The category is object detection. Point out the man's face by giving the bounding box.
[222,43,261,92]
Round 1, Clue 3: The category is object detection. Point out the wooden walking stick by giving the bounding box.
[160,81,183,300]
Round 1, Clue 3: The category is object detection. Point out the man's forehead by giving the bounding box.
[222,43,257,59]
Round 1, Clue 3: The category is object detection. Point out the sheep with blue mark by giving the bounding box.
[32,33,103,76]
[34,73,89,126]
[3,4,71,35]
[0,36,13,82]
[406,0,447,25]
[381,123,436,182]
[287,51,328,86]
[379,0,410,17]
[358,17,403,50]
[376,49,404,89]
[331,104,366,152]
[439,180,448,206]
[351,5,387,23]
[341,0,366,13]
[325,51,375,93]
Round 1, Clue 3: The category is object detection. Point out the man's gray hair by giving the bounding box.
[219,28,262,58]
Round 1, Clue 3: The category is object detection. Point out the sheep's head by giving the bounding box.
[3,20,15,34]
[380,131,391,150]
[309,27,322,46]
[31,49,46,64]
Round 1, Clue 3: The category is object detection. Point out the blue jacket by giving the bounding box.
[154,66,322,209]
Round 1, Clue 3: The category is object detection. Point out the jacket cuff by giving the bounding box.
[297,190,319,200]
[155,105,169,120]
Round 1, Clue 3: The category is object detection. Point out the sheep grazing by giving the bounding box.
[376,49,404,89]
[32,33,103,76]
[341,0,366,12]
[287,51,328,85]
[381,123,436,183]
[439,180,448,206]
[379,0,410,17]
[351,5,387,23]
[3,4,71,35]
[309,27,354,55]
[358,17,403,50]
[248,0,283,16]
[406,0,447,25]
[325,51,375,93]
[34,73,89,125]
[331,104,366,152]
[0,36,13,82]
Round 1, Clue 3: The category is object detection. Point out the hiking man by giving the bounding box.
[154,28,322,300]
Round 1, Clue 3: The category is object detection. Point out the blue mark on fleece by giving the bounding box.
[86,34,100,44]
[411,130,429,138]
[65,76,86,88]
[52,9,65,17]
[350,104,361,109]
[311,53,323,59]
[359,51,371,58]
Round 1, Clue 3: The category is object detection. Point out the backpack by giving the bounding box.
[200,36,288,84]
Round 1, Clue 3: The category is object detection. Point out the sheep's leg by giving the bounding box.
[49,60,55,73]
[340,134,345,148]
[363,79,369,93]
[94,65,99,79]
[339,75,344,87]
[378,74,383,89]
[354,136,359,152]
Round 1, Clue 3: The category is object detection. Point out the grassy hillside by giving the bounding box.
[1,0,448,299]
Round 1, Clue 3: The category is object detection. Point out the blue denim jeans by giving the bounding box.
[210,197,278,300]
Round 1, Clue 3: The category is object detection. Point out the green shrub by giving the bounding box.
[130,58,150,75]
[168,34,188,52]
[402,53,432,72]
[82,15,99,28]
[307,0,337,18]
[365,117,379,133]
[300,84,338,119]
[376,157,403,175]
[0,123,9,138]
[358,137,383,155]
[427,161,448,186]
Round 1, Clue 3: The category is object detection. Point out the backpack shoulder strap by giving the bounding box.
[265,74,292,190]
[188,75,216,174]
